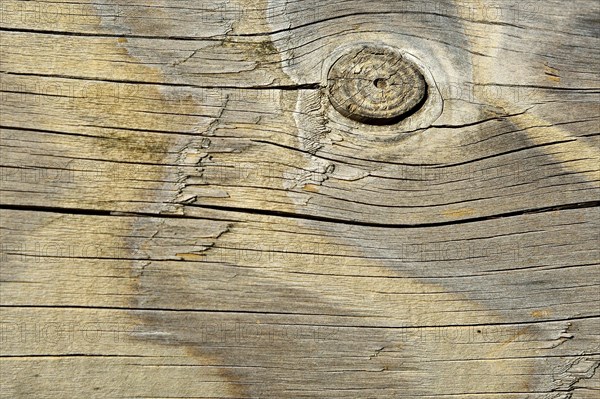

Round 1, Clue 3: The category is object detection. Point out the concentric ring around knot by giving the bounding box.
[327,46,427,125]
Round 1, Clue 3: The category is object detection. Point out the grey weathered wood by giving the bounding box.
[1,0,599,398]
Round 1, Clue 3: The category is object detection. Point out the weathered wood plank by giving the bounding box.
[1,93,598,224]
[1,0,599,398]
[2,208,599,324]
[1,206,599,397]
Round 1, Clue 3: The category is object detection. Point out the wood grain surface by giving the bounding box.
[1,1,599,398]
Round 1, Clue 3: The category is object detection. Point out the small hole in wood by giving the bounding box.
[373,78,387,89]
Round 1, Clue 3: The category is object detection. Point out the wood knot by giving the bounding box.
[327,46,427,125]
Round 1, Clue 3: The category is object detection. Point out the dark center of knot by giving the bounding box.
[373,78,387,89]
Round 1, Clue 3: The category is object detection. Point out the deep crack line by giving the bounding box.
[1,201,598,229]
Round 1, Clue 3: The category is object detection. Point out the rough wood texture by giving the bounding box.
[1,1,599,398]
